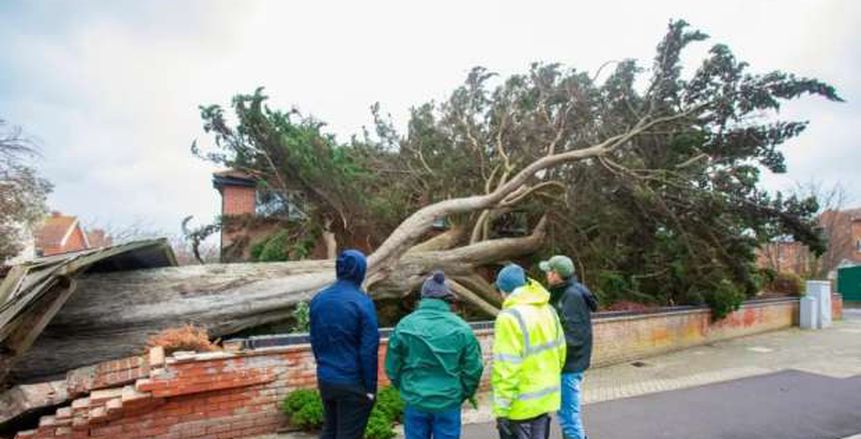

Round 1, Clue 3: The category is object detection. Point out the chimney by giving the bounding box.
[51,211,62,217]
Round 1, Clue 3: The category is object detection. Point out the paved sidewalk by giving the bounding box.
[465,369,861,439]
[267,316,861,439]
[458,315,861,425]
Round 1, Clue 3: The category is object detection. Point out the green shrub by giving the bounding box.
[706,280,745,320]
[595,270,630,307]
[375,386,405,422]
[281,389,324,430]
[291,301,311,333]
[364,407,396,439]
[291,400,324,430]
[250,239,266,261]
[258,230,291,262]
[280,387,400,438]
[281,389,319,414]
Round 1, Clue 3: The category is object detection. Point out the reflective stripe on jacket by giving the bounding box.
[491,279,566,420]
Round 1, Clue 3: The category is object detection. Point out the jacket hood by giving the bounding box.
[549,277,574,301]
[336,249,367,284]
[503,279,551,308]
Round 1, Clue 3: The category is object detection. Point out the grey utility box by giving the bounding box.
[799,295,818,330]
[806,280,832,329]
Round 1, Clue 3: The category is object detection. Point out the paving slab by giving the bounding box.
[463,370,861,439]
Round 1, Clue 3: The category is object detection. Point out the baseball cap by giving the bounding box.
[539,255,575,278]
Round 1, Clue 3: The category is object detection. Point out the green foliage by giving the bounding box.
[291,301,310,333]
[594,271,630,308]
[193,88,375,247]
[375,386,405,423]
[252,227,319,262]
[280,387,401,438]
[364,408,396,439]
[250,239,266,261]
[705,280,745,320]
[281,389,324,430]
[258,229,291,262]
[291,400,324,430]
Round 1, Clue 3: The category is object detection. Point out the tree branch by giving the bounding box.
[364,105,705,277]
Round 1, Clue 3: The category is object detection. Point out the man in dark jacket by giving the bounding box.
[310,249,380,439]
[385,271,484,439]
[539,255,598,439]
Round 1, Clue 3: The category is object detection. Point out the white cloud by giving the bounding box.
[0,0,858,236]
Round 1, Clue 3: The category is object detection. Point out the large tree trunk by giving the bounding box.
[12,220,546,382]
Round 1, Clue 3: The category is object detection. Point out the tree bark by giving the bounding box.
[12,221,546,382]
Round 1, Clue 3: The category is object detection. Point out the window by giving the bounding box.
[255,189,306,220]
[857,239,861,253]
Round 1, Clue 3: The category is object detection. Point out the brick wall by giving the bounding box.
[221,187,256,216]
[220,186,256,255]
[592,299,798,366]
[13,297,842,439]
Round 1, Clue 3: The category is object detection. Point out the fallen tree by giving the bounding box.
[11,20,842,382]
[14,216,546,380]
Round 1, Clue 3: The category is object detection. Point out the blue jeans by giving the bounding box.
[558,372,586,439]
[404,406,462,439]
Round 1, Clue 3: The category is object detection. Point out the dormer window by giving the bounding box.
[255,189,306,220]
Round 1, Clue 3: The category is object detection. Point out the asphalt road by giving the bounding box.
[464,370,861,439]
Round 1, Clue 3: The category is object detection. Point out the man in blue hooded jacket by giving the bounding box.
[310,249,380,439]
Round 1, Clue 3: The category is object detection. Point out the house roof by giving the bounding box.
[212,169,256,189]
[33,213,89,251]
[86,229,112,248]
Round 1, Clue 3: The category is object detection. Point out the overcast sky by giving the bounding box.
[0,0,858,236]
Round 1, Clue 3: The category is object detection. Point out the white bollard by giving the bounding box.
[799,295,818,330]
[806,280,833,329]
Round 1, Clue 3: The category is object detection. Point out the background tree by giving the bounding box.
[0,119,52,262]
[796,181,854,278]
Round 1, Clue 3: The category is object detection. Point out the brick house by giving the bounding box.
[33,212,91,256]
[85,229,114,248]
[27,212,114,258]
[822,207,861,265]
[756,241,812,275]
[212,170,310,261]
[30,212,109,257]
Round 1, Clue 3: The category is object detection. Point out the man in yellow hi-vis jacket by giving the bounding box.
[492,264,566,439]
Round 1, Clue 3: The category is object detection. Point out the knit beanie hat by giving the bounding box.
[496,264,527,294]
[421,271,454,301]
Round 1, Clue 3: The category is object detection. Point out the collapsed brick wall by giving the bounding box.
[14,296,840,439]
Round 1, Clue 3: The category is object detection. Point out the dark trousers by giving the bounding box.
[319,382,374,439]
[497,414,551,439]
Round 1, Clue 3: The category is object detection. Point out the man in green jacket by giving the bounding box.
[385,271,484,439]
